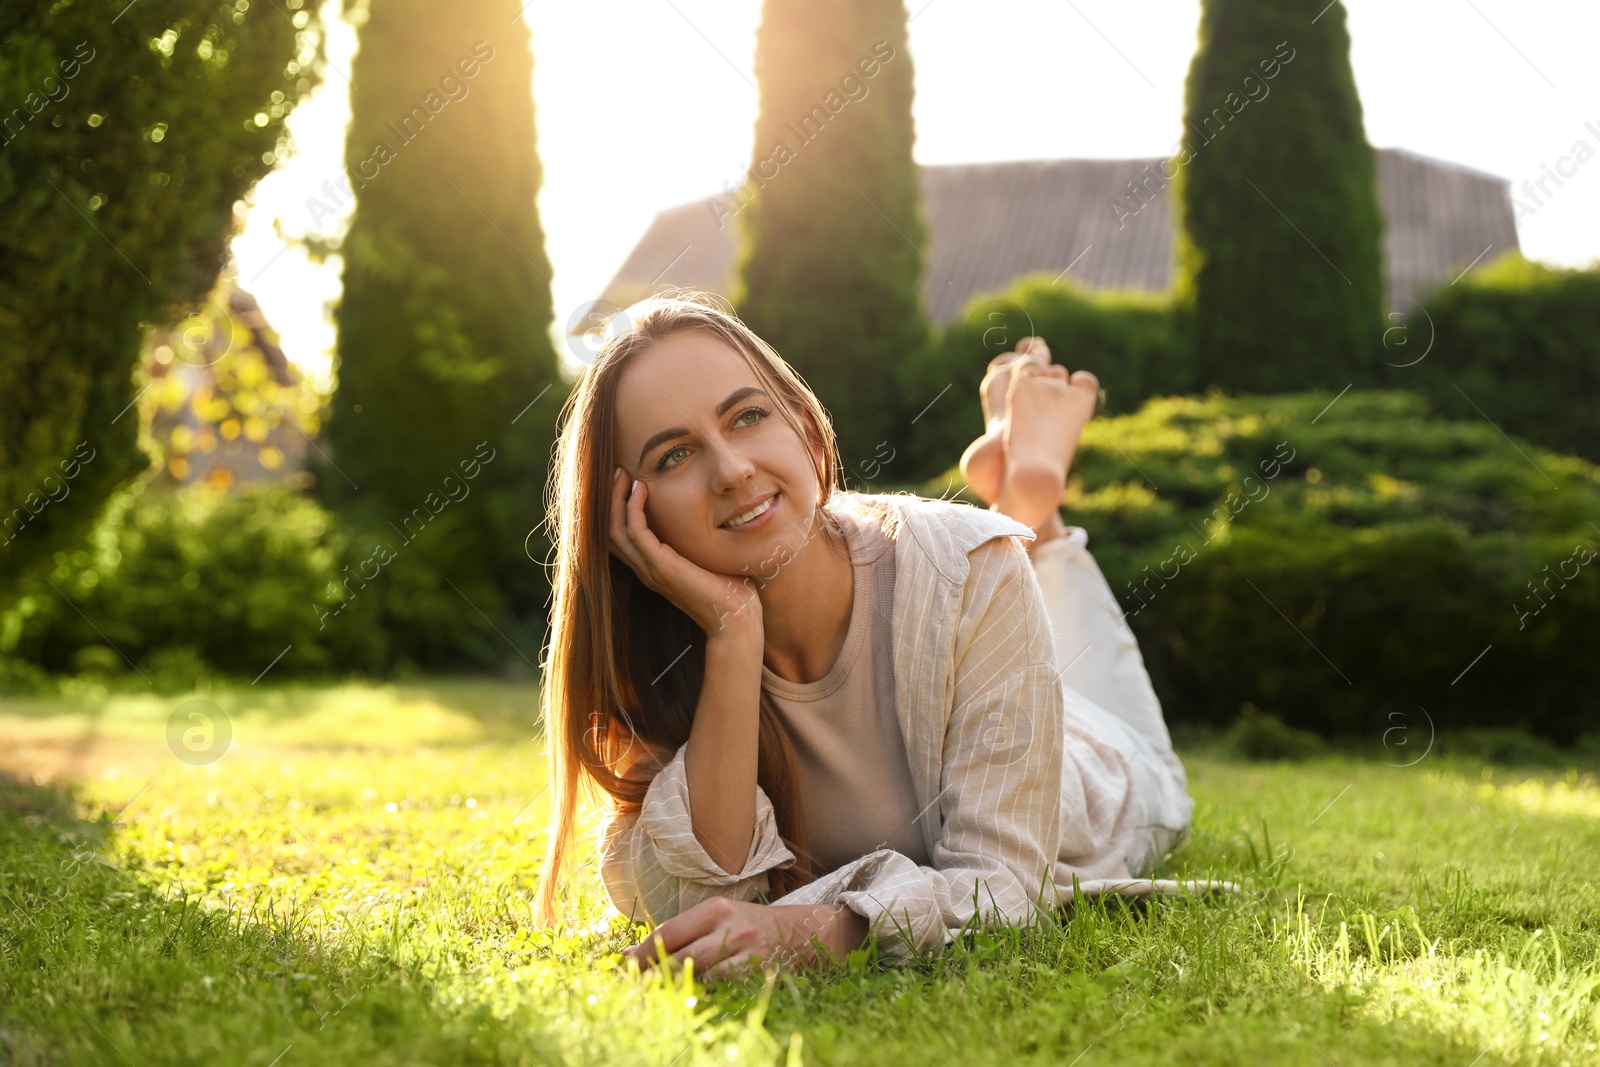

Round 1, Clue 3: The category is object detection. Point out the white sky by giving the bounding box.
[230,0,1600,393]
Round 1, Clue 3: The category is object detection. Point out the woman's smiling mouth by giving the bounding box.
[720,492,780,530]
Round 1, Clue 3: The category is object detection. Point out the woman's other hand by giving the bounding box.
[622,898,869,978]
[608,467,763,638]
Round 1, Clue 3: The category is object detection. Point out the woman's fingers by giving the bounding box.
[669,930,741,972]
[608,467,632,556]
[624,900,731,968]
[609,468,653,577]
[707,952,770,979]
[603,469,762,635]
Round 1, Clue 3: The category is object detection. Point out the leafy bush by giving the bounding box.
[929,389,1600,743]
[900,275,1195,482]
[0,483,510,689]
[1221,704,1326,761]
[1391,253,1600,465]
[1429,727,1577,768]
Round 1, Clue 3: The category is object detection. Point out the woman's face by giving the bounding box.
[611,330,823,577]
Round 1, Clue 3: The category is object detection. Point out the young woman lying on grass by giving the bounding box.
[534,294,1202,977]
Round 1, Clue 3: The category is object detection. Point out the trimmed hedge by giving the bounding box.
[929,389,1600,744]
[900,275,1195,483]
[1389,253,1600,465]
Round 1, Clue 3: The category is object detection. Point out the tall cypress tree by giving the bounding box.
[324,1,562,665]
[1172,0,1384,394]
[734,0,929,476]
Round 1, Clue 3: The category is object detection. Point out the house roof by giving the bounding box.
[599,147,1519,323]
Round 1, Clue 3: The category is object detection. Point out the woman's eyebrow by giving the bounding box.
[635,386,770,467]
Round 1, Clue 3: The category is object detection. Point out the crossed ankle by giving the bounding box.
[1022,509,1068,555]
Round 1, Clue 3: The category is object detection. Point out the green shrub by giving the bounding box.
[1222,703,1326,761]
[1392,254,1600,465]
[929,389,1600,744]
[1430,727,1575,768]
[0,483,504,689]
[901,276,1195,482]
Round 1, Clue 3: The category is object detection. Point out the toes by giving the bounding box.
[1004,364,1036,399]
[1008,363,1062,390]
[1018,336,1052,364]
[987,350,1026,373]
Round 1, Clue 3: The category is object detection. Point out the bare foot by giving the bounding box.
[995,361,1100,544]
[959,338,1050,505]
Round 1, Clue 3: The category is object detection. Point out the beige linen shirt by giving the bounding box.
[598,491,1161,962]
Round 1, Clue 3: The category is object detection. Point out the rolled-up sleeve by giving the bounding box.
[598,741,797,924]
[770,535,1065,962]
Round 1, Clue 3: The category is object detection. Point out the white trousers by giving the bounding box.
[1029,524,1194,875]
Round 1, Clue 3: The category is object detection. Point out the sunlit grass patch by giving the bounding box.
[1284,902,1600,1061]
[1,679,1597,1065]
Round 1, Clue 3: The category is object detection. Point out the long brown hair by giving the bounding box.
[533,292,851,926]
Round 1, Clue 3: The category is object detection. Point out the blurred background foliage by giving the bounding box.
[136,279,320,491]
[320,0,563,667]
[735,0,930,471]
[1388,254,1600,465]
[1172,0,1385,395]
[2,0,1597,749]
[0,0,324,607]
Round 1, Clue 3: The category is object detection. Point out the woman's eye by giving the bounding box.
[654,408,768,472]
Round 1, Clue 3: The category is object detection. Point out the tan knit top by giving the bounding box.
[761,509,932,873]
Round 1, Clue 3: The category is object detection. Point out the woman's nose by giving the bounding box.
[710,441,756,491]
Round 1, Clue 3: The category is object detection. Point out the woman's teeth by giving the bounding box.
[722,495,774,527]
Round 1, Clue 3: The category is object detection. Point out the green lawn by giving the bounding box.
[1,679,1596,1065]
